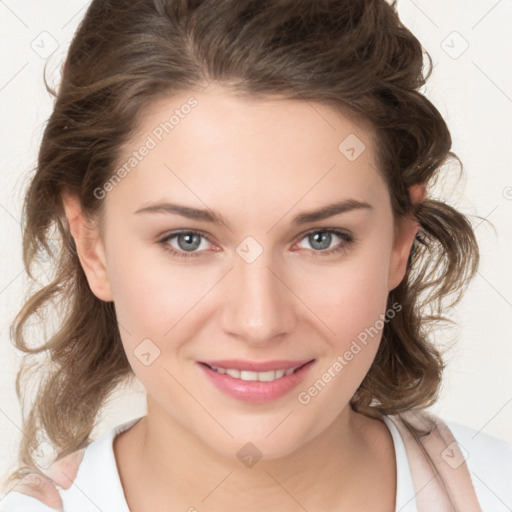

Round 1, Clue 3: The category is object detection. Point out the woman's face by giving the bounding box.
[72,84,418,460]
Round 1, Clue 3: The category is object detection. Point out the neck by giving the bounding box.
[115,400,396,512]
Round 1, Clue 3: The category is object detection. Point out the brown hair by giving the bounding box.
[4,0,485,492]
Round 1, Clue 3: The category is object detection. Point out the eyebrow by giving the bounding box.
[134,199,373,227]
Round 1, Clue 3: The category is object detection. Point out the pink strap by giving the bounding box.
[388,410,481,511]
[8,448,85,511]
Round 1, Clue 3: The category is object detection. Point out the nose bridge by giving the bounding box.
[220,236,296,343]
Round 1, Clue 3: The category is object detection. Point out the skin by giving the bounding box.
[62,83,425,511]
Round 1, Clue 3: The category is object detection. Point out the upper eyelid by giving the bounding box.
[293,226,351,239]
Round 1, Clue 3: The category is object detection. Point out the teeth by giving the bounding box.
[257,370,277,381]
[274,369,286,379]
[240,371,258,381]
[210,365,300,381]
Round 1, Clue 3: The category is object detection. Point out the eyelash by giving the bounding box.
[157,228,355,259]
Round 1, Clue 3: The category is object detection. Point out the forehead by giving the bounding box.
[110,84,386,217]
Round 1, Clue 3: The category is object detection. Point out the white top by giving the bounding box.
[1,415,511,512]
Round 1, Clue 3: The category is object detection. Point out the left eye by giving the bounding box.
[158,229,354,259]
[295,229,353,254]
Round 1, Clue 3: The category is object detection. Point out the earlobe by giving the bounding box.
[387,184,426,291]
[61,191,113,302]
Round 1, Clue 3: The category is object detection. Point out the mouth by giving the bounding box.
[199,360,312,381]
[196,359,316,403]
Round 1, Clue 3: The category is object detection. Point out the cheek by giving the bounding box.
[294,271,391,417]
[293,240,392,385]
[104,228,206,331]
[105,243,224,376]
[297,245,391,341]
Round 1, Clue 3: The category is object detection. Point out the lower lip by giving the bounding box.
[197,360,316,403]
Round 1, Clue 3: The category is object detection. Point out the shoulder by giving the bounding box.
[446,419,512,469]
[0,482,60,511]
[0,416,142,512]
[0,448,86,512]
[390,410,512,511]
[446,419,512,511]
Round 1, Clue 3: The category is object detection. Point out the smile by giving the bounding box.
[197,359,316,403]
[206,364,302,381]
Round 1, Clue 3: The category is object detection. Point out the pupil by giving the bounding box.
[311,231,331,250]
[179,233,201,251]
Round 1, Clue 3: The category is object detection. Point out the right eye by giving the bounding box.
[158,230,215,258]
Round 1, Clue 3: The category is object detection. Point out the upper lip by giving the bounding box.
[200,359,314,372]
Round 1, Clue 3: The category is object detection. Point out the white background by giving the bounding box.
[0,0,511,487]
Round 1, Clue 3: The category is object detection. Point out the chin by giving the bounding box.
[193,419,318,465]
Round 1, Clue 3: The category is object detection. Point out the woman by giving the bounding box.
[1,0,511,511]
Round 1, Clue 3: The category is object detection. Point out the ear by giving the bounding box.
[387,184,426,291]
[62,190,113,301]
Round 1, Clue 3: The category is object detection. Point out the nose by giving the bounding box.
[219,244,298,346]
